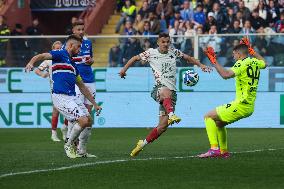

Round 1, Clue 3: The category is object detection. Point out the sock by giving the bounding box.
[64,118,68,126]
[205,118,219,150]
[146,127,159,143]
[142,139,148,147]
[51,115,58,131]
[162,98,174,115]
[66,121,74,139]
[66,123,83,145]
[217,127,228,153]
[78,127,92,154]
[51,129,57,135]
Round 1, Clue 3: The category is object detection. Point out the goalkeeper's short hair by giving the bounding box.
[233,44,249,55]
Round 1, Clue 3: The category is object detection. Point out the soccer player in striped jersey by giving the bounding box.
[34,41,68,142]
[25,34,102,159]
[68,20,97,158]
[119,33,211,157]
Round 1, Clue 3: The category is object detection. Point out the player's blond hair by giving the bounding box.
[52,41,62,50]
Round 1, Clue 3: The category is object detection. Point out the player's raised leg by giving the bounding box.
[159,87,181,125]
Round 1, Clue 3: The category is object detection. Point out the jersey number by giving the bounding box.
[246,66,260,86]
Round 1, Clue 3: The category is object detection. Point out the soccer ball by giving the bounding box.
[183,70,199,86]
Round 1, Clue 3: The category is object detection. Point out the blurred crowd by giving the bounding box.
[110,0,284,67]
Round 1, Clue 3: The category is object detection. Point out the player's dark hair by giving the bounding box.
[158,33,170,38]
[233,44,248,54]
[66,34,83,43]
[72,20,84,28]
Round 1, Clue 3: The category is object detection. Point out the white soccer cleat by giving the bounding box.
[64,144,77,159]
[61,125,68,141]
[51,134,61,142]
[76,152,97,158]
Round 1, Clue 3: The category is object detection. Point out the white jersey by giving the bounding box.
[38,60,53,89]
[139,47,184,91]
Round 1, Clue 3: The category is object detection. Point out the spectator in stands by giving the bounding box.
[133,14,145,34]
[148,11,160,34]
[228,19,242,33]
[225,39,239,67]
[202,25,222,55]
[181,21,194,55]
[159,13,168,33]
[148,0,159,12]
[193,4,206,26]
[0,15,10,66]
[240,20,255,34]
[204,12,217,33]
[65,16,78,35]
[245,0,259,11]
[274,11,284,33]
[26,18,43,56]
[203,0,214,14]
[169,20,185,49]
[227,7,235,27]
[235,10,245,27]
[180,0,194,22]
[169,10,183,28]
[238,0,251,20]
[212,2,228,33]
[156,0,173,22]
[253,27,269,56]
[10,23,30,66]
[119,19,137,54]
[109,45,122,67]
[138,0,150,19]
[115,0,137,33]
[256,0,269,21]
[142,38,152,51]
[267,0,280,27]
[122,37,143,66]
[250,9,267,30]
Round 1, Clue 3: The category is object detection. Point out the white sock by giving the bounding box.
[51,130,57,135]
[142,139,148,147]
[66,121,74,139]
[78,127,92,154]
[66,123,83,145]
[168,112,174,117]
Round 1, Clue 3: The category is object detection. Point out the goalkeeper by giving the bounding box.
[198,37,268,158]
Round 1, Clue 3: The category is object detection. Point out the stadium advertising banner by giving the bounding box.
[30,0,96,11]
[0,67,283,128]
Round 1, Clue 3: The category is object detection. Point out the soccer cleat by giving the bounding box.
[197,149,221,158]
[76,152,97,158]
[64,144,77,159]
[220,152,231,159]
[61,125,68,141]
[168,114,181,125]
[130,140,144,157]
[51,134,61,142]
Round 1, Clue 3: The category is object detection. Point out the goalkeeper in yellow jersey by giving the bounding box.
[198,37,268,158]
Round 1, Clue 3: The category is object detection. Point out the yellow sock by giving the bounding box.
[217,127,228,154]
[205,118,218,149]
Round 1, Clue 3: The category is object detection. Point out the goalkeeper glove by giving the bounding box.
[239,37,255,56]
[204,46,217,64]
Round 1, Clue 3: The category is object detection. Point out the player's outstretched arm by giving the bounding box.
[25,53,52,72]
[34,69,49,78]
[76,77,102,116]
[183,54,212,72]
[204,46,234,79]
[119,55,141,79]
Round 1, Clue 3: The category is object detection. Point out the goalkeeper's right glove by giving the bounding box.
[204,46,217,64]
[239,37,255,56]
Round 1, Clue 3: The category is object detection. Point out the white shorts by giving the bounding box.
[75,82,96,105]
[52,93,89,122]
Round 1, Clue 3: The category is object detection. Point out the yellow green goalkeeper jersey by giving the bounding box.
[230,57,266,105]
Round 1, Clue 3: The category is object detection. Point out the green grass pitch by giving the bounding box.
[0,128,284,189]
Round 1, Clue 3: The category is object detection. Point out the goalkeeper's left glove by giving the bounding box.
[204,46,217,64]
[239,37,255,56]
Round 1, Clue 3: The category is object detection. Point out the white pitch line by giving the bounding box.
[0,148,283,179]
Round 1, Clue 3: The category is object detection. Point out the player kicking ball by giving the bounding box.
[198,37,268,158]
[119,33,211,157]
